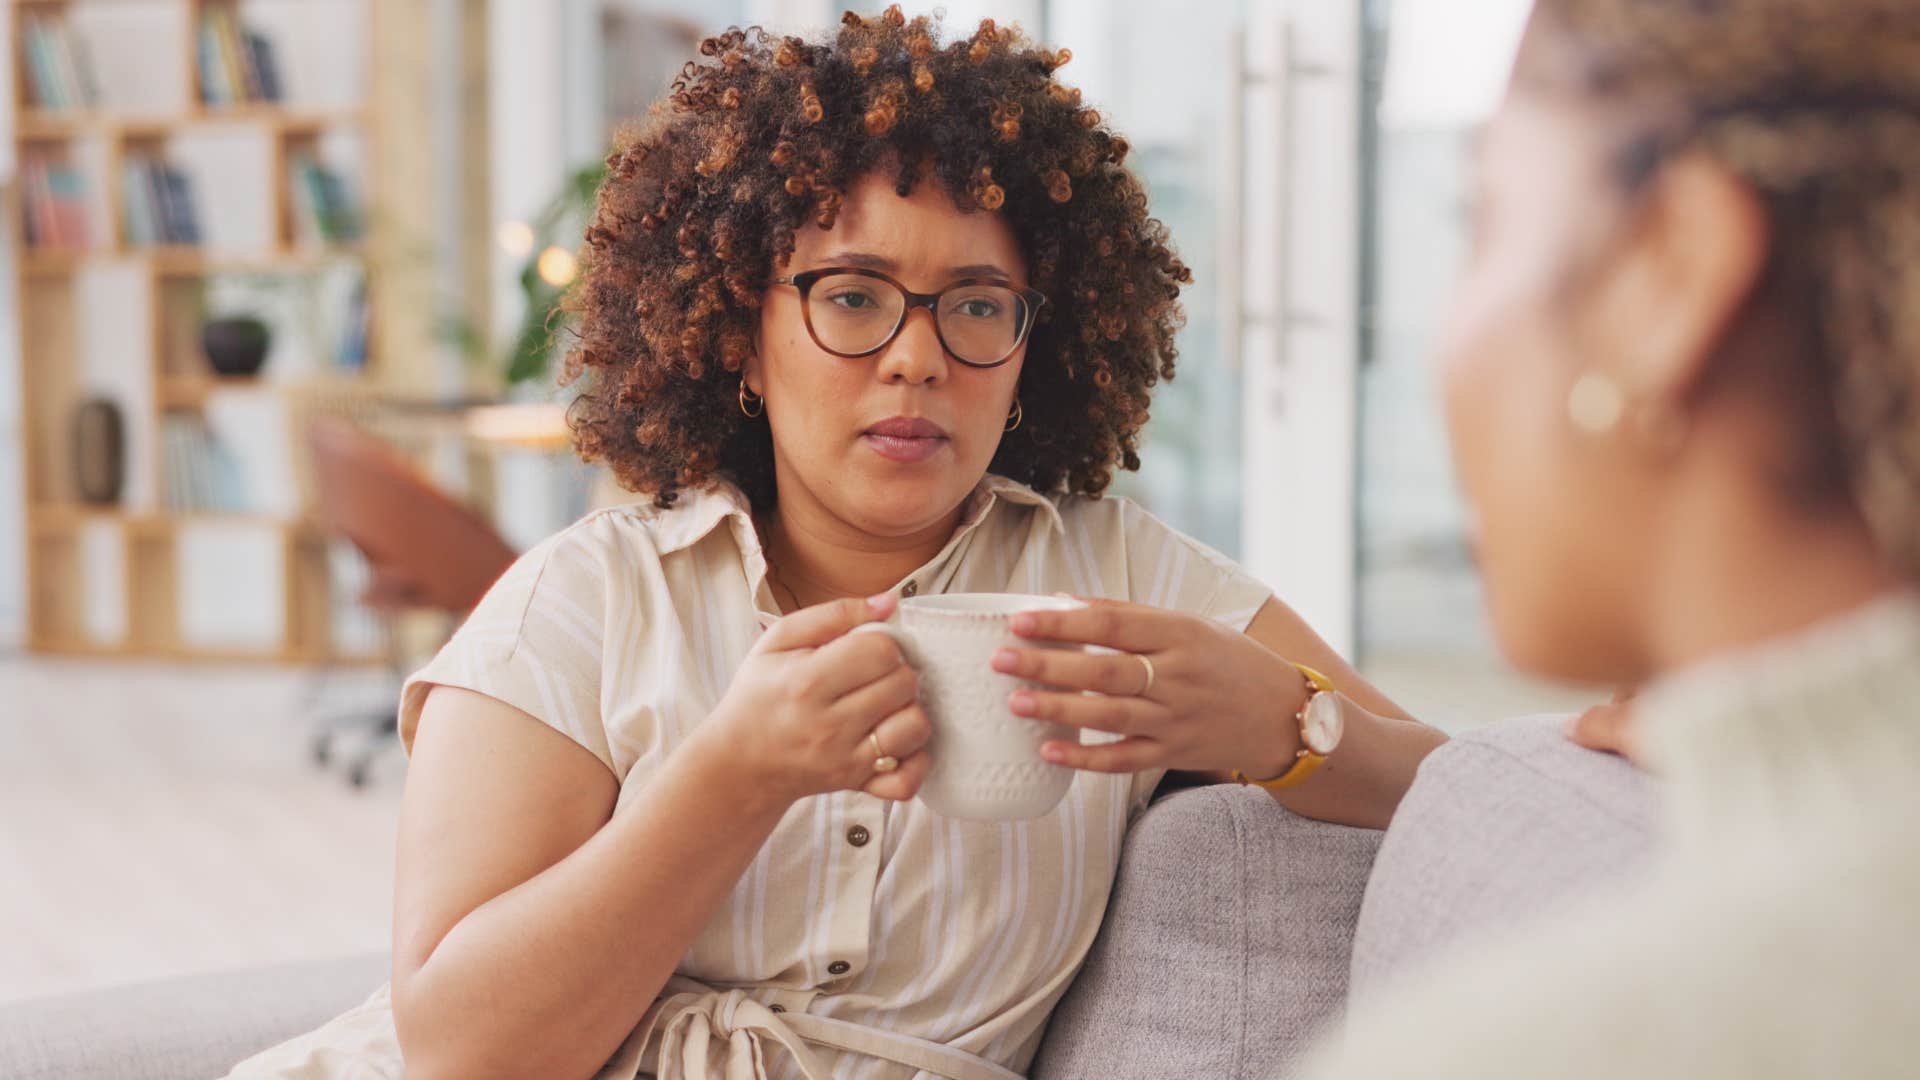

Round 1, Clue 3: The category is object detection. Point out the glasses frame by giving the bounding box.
[771,267,1049,370]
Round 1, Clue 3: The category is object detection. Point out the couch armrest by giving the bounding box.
[0,953,388,1080]
[1351,714,1655,998]
[1032,785,1382,1080]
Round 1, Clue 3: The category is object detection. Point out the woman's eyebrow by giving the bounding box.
[818,250,897,271]
[817,250,1015,280]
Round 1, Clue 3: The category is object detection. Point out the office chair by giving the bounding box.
[305,416,517,787]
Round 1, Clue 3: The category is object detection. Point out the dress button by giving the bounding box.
[827,960,851,976]
[901,580,919,597]
[769,1004,787,1014]
[847,825,871,848]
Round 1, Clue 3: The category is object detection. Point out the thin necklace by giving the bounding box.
[766,560,803,614]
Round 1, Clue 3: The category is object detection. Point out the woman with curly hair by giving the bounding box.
[1299,0,1920,1077]
[232,8,1442,1078]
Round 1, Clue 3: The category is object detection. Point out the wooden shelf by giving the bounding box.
[20,248,93,275]
[16,107,368,140]
[28,503,318,533]
[159,373,265,408]
[24,245,362,277]
[26,635,384,667]
[150,245,364,276]
[14,0,394,665]
[27,503,142,533]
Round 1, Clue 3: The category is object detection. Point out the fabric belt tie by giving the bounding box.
[599,977,1022,1080]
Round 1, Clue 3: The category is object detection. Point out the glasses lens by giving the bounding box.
[806,273,906,355]
[938,285,1030,366]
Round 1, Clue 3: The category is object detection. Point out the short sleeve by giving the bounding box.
[1093,499,1275,814]
[1115,499,1273,632]
[398,516,617,776]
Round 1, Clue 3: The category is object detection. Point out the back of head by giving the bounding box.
[1527,0,1920,574]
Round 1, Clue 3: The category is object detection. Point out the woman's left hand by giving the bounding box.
[1566,687,1647,766]
[993,598,1308,777]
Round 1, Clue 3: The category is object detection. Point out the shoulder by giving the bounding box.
[1310,840,1909,1078]
[1050,490,1243,577]
[520,486,745,585]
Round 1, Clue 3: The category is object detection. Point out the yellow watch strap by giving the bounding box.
[1233,662,1336,790]
[1291,662,1336,694]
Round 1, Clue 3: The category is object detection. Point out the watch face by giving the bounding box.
[1301,692,1346,755]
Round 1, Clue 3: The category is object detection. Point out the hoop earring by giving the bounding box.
[739,382,765,419]
[1006,398,1023,432]
[1567,371,1625,436]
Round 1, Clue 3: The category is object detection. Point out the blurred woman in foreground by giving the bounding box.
[1304,0,1920,1075]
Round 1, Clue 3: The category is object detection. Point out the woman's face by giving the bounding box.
[752,170,1029,540]
[1436,78,1668,683]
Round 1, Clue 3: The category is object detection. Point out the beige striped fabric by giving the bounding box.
[231,474,1270,1079]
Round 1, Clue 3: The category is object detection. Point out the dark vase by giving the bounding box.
[202,316,272,377]
[73,396,125,505]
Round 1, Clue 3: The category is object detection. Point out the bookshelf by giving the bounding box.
[11,0,382,663]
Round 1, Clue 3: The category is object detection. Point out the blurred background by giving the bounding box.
[0,0,1591,1005]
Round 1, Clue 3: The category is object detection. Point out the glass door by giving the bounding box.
[1043,0,1253,561]
[1356,0,1593,726]
[1061,0,1592,723]
[1047,0,1366,654]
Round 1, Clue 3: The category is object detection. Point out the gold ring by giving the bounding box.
[870,732,899,774]
[1136,654,1156,697]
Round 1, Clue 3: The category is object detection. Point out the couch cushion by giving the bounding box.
[1032,784,1383,1080]
[0,953,388,1080]
[1350,714,1656,997]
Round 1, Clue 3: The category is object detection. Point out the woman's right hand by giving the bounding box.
[702,592,933,805]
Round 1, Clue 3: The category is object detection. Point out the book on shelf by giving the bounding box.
[289,155,364,247]
[197,10,283,106]
[21,157,91,250]
[122,161,157,247]
[122,155,203,247]
[336,272,370,371]
[20,12,100,111]
[161,415,249,514]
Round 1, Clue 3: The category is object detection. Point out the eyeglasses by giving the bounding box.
[771,267,1048,370]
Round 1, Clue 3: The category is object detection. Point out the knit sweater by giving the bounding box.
[1299,593,1920,1079]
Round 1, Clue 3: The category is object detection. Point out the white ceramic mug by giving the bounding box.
[852,594,1084,821]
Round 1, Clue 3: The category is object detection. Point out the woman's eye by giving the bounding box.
[955,298,1001,318]
[828,291,879,310]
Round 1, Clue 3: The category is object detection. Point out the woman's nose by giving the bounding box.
[874,307,949,385]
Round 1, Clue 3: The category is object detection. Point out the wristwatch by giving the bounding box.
[1233,662,1347,790]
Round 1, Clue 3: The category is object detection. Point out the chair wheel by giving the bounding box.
[348,761,371,788]
[312,732,333,767]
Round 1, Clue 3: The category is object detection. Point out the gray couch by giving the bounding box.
[0,716,1654,1079]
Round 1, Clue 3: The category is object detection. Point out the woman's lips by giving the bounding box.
[862,416,950,463]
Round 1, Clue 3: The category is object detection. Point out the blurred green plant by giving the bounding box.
[439,160,609,386]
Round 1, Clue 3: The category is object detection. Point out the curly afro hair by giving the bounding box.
[563,4,1192,510]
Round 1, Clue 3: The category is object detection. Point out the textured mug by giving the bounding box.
[853,594,1084,821]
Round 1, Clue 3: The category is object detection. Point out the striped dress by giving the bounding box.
[231,474,1272,1079]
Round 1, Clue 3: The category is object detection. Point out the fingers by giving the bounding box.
[759,593,896,653]
[1009,687,1168,737]
[833,665,920,726]
[868,703,933,762]
[1040,735,1166,774]
[853,704,933,799]
[1008,599,1171,654]
[1566,700,1643,763]
[805,627,909,701]
[862,750,932,802]
[993,645,1155,697]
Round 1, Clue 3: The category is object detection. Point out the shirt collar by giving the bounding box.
[637,473,1065,559]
